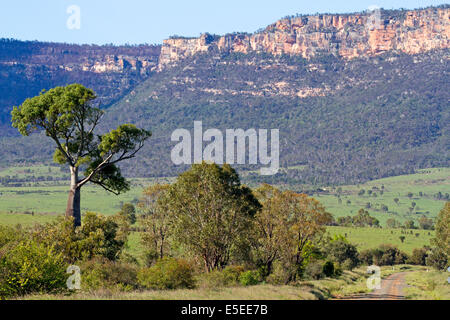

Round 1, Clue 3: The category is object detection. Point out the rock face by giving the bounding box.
[0,40,161,126]
[81,54,157,74]
[159,6,449,67]
[0,40,161,75]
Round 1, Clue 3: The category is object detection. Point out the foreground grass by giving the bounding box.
[18,266,417,300]
[404,268,450,300]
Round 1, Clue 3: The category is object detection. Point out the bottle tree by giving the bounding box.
[11,84,151,226]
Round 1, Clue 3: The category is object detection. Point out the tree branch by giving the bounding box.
[90,179,121,195]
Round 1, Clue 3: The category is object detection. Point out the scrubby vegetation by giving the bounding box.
[1,162,447,300]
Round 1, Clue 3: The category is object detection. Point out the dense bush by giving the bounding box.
[79,257,139,292]
[31,212,127,263]
[359,250,374,265]
[266,261,297,285]
[138,257,196,290]
[239,270,260,286]
[408,248,429,266]
[0,241,67,299]
[426,248,448,270]
[200,265,245,288]
[304,260,324,280]
[358,245,409,266]
[325,239,360,270]
[0,225,25,248]
[322,261,335,277]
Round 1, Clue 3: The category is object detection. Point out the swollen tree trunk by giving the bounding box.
[66,166,81,227]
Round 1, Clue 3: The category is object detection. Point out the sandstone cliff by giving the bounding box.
[159,6,449,68]
[0,40,161,75]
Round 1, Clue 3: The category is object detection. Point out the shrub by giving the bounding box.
[138,257,196,290]
[322,261,335,277]
[266,261,296,285]
[359,249,374,265]
[325,240,359,270]
[359,246,409,266]
[0,225,25,248]
[0,241,67,299]
[304,260,324,280]
[360,245,409,266]
[31,213,126,263]
[342,258,357,271]
[408,248,428,266]
[426,248,448,270]
[222,265,245,284]
[239,270,260,286]
[377,245,409,265]
[333,262,343,276]
[200,265,245,288]
[80,257,139,292]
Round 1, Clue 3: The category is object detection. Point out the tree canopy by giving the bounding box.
[11,84,151,226]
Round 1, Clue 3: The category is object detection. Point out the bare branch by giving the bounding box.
[77,153,113,188]
[90,179,121,195]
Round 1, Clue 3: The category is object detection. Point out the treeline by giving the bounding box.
[333,209,380,227]
[1,163,448,299]
[0,38,161,65]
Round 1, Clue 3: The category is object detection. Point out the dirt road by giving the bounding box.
[341,272,408,300]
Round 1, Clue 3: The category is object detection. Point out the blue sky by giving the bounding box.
[0,0,447,45]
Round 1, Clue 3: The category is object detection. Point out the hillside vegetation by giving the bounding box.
[1,49,447,185]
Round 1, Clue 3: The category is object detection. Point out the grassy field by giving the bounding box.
[0,164,68,180]
[327,226,434,254]
[404,268,450,300]
[315,168,449,226]
[1,166,448,227]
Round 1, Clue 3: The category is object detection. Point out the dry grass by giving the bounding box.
[18,284,318,300]
[404,268,450,300]
[16,267,377,300]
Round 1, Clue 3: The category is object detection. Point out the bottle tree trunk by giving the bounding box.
[65,166,81,227]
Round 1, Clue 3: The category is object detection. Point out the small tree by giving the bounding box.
[418,216,434,230]
[139,184,171,264]
[274,191,332,282]
[432,202,449,260]
[386,218,399,229]
[11,84,151,226]
[252,184,285,277]
[399,236,406,243]
[325,239,359,270]
[119,203,136,225]
[163,162,261,272]
[404,220,416,229]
